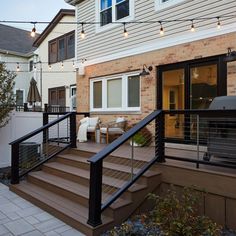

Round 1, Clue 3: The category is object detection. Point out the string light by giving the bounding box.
[190,20,195,32]
[159,21,164,36]
[80,23,85,39]
[49,64,52,70]
[217,17,221,29]
[73,61,75,67]
[34,63,36,71]
[31,23,36,37]
[16,63,20,72]
[61,61,64,69]
[123,23,128,38]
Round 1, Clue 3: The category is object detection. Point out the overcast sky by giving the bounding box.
[0,0,74,32]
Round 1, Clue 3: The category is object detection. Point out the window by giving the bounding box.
[98,0,133,28]
[29,60,33,72]
[48,31,75,64]
[155,0,185,10]
[90,73,140,111]
[16,90,24,106]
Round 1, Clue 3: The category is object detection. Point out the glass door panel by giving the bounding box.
[162,68,185,139]
[190,64,217,109]
[190,63,217,141]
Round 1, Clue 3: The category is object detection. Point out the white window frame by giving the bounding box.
[90,72,141,112]
[95,0,135,34]
[155,0,186,11]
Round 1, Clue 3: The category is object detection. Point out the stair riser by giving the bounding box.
[56,156,90,170]
[42,165,89,186]
[55,156,149,184]
[68,149,95,158]
[27,175,89,207]
[10,185,99,236]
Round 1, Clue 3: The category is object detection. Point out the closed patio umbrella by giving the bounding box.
[27,78,41,106]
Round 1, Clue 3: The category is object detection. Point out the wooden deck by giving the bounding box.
[77,141,236,176]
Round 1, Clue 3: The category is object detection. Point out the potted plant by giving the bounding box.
[130,126,152,147]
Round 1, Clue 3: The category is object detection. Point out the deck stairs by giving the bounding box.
[10,148,162,236]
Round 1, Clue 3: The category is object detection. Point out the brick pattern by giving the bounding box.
[76,32,236,125]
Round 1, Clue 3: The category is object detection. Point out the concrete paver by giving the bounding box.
[0,184,85,236]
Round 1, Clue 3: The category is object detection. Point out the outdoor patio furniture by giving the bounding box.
[77,116,100,142]
[100,117,127,143]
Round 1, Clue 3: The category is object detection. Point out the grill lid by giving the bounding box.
[209,96,236,110]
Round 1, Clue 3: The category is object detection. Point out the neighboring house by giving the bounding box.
[33,9,76,110]
[0,24,37,107]
[65,0,236,131]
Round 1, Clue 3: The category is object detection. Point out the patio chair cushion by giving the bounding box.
[87,126,96,132]
[88,117,99,127]
[116,117,125,123]
[100,127,124,134]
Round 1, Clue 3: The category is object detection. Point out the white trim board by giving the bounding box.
[76,22,236,68]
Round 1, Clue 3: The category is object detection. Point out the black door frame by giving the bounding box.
[157,54,227,110]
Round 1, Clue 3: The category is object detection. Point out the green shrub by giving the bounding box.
[105,186,221,236]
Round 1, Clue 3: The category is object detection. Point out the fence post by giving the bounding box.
[87,160,103,227]
[70,112,77,148]
[156,111,165,163]
[11,143,20,184]
[44,103,48,113]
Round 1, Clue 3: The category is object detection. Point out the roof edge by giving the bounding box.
[33,9,75,47]
[64,0,84,6]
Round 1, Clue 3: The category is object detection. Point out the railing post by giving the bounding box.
[23,103,28,112]
[44,103,48,113]
[156,111,165,162]
[43,112,48,144]
[87,160,103,227]
[11,143,20,184]
[70,112,77,148]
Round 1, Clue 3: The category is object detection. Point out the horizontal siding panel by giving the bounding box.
[76,0,236,61]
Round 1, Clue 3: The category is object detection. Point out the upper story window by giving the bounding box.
[29,60,33,72]
[155,0,185,11]
[97,0,134,30]
[90,73,140,112]
[48,31,75,64]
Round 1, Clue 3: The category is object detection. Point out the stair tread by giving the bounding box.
[44,162,147,192]
[12,181,113,228]
[58,153,160,178]
[28,171,132,209]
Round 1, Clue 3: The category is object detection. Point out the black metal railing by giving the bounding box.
[163,109,236,169]
[10,112,77,184]
[87,110,163,226]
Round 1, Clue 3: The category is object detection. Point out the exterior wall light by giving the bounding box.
[224,48,236,62]
[139,64,153,76]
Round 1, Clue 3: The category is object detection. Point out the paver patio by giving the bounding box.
[0,183,84,236]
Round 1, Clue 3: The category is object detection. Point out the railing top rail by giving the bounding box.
[9,112,74,146]
[163,109,236,116]
[88,110,162,164]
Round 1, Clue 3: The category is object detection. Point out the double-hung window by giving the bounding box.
[49,31,75,64]
[90,73,140,112]
[98,0,133,29]
[155,0,185,10]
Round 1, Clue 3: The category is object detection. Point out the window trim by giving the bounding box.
[48,31,75,65]
[95,0,135,34]
[155,0,186,11]
[90,72,141,112]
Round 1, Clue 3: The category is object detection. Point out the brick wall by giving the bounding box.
[76,32,236,126]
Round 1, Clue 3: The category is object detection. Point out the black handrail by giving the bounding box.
[87,110,163,227]
[163,109,236,116]
[9,112,73,145]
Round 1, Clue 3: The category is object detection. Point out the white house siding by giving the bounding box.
[0,53,34,104]
[35,15,76,108]
[76,0,236,64]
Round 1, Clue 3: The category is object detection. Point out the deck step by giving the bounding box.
[57,153,159,179]
[10,182,113,236]
[43,161,147,192]
[28,171,132,209]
